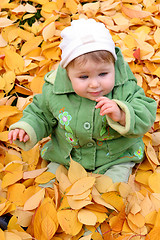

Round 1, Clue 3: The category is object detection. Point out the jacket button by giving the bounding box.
[83,122,90,130]
[87,142,93,147]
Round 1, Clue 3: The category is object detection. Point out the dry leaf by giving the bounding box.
[66,177,95,196]
[23,188,45,211]
[68,157,87,184]
[57,209,83,236]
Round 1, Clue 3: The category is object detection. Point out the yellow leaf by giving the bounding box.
[2,171,23,189]
[148,172,160,193]
[102,191,124,211]
[20,36,43,56]
[30,76,45,94]
[0,131,9,141]
[15,209,34,228]
[0,34,7,47]
[4,232,22,240]
[7,183,25,206]
[21,145,40,171]
[34,197,58,239]
[145,210,157,225]
[146,226,160,240]
[122,4,151,19]
[0,106,19,120]
[25,3,37,13]
[42,22,56,41]
[128,212,145,228]
[135,170,152,185]
[4,49,24,73]
[35,171,55,184]
[72,189,91,200]
[0,18,13,27]
[11,230,32,240]
[66,0,78,14]
[68,158,87,184]
[66,177,95,196]
[67,195,93,210]
[83,2,100,18]
[78,209,97,225]
[0,229,5,240]
[147,141,159,165]
[118,182,132,199]
[58,172,72,193]
[41,215,57,240]
[95,174,113,193]
[57,209,83,236]
[23,188,45,211]
[123,34,137,49]
[92,186,115,210]
[2,71,15,94]
[109,206,126,232]
[42,2,58,13]
[154,27,160,45]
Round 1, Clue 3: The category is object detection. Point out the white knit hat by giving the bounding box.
[59,18,117,68]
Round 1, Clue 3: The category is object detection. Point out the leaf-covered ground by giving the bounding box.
[0,0,160,239]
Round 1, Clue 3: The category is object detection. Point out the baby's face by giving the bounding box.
[67,59,115,101]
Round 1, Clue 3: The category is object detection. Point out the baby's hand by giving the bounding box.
[8,129,30,144]
[95,97,125,126]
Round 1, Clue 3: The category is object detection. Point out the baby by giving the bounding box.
[8,18,157,183]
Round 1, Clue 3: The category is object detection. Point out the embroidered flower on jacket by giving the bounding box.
[134,147,143,159]
[65,132,78,146]
[58,111,72,126]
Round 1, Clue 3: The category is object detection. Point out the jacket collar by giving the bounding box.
[53,65,74,94]
[46,47,136,94]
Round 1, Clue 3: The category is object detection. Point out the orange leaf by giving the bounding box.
[21,36,43,56]
[109,205,126,232]
[0,229,5,240]
[2,170,23,189]
[122,4,151,19]
[4,49,24,73]
[23,188,45,211]
[102,191,124,211]
[78,209,97,225]
[57,209,83,236]
[66,176,95,196]
[148,172,160,193]
[68,157,87,184]
[35,171,55,184]
[34,197,58,240]
[7,183,25,206]
[66,0,78,14]
[42,22,56,41]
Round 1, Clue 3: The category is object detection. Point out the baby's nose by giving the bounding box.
[89,78,100,88]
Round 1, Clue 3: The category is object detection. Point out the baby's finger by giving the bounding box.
[95,99,109,109]
[12,129,20,141]
[100,106,113,116]
[23,134,30,142]
[18,129,26,141]
[8,130,14,143]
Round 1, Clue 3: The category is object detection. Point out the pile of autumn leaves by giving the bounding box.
[0,0,160,239]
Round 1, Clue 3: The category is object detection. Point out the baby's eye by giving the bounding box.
[99,72,108,77]
[79,75,88,79]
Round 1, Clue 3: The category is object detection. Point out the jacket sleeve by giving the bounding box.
[9,82,57,151]
[106,79,157,137]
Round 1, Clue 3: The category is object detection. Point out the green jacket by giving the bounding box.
[10,47,157,174]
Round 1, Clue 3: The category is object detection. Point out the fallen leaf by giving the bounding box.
[23,188,45,211]
[57,209,83,236]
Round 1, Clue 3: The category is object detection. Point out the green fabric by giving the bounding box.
[9,47,157,175]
